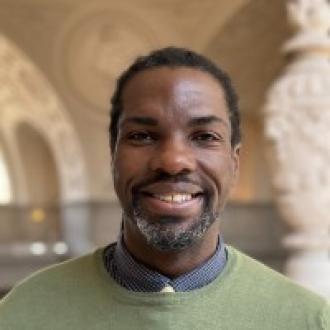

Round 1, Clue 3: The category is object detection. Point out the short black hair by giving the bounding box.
[110,46,241,153]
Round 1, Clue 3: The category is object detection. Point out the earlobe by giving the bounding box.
[232,143,241,183]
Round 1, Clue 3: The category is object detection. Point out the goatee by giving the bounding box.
[125,195,219,251]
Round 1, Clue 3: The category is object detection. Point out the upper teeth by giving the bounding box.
[155,194,193,203]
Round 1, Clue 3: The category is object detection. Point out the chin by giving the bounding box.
[133,208,218,252]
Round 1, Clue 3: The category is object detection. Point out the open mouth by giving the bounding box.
[138,191,204,217]
[142,192,203,204]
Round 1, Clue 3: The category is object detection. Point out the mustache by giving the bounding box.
[132,172,203,194]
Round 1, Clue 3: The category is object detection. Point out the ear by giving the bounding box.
[231,143,240,186]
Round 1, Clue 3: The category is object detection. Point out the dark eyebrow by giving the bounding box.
[121,115,229,128]
[188,116,229,128]
[121,116,158,126]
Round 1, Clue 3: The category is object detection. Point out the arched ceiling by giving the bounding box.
[205,0,291,117]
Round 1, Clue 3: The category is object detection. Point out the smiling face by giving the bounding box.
[112,67,240,252]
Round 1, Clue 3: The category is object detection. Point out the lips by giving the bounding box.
[140,181,203,196]
[136,182,204,217]
[152,193,195,203]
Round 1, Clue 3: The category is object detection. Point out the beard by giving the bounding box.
[125,194,219,252]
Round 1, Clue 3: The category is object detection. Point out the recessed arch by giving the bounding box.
[15,122,60,205]
[0,34,91,255]
[0,34,89,204]
[0,140,12,205]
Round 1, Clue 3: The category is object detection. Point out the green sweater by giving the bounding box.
[0,246,329,330]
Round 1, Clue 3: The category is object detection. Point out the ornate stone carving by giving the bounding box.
[285,0,330,51]
[265,70,330,237]
[264,0,330,297]
[287,0,330,31]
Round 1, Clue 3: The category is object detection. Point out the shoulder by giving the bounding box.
[5,249,99,293]
[0,248,105,327]
[227,246,324,301]
[321,302,330,329]
[225,246,329,327]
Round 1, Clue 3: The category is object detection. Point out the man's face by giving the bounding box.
[112,67,239,251]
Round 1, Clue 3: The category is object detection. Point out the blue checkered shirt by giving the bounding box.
[103,236,227,292]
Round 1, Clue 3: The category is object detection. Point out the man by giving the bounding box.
[0,47,329,329]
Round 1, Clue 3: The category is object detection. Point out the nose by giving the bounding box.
[149,137,196,175]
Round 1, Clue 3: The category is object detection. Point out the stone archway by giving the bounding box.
[0,35,88,204]
[0,34,91,255]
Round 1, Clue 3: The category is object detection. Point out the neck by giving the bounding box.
[123,220,220,278]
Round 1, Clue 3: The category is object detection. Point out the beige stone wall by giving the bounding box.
[16,123,60,205]
[0,0,286,204]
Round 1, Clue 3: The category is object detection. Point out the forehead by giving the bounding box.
[121,67,229,120]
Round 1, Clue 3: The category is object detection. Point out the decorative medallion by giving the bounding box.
[54,5,158,117]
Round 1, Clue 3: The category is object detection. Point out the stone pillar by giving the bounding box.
[264,0,330,298]
[61,202,93,257]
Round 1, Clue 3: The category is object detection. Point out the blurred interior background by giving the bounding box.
[1,0,329,299]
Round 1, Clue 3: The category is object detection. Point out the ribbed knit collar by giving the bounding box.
[103,236,227,292]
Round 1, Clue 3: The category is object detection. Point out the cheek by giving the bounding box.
[112,151,131,194]
[199,153,235,199]
[112,148,147,195]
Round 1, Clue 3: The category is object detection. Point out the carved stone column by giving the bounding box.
[264,0,330,298]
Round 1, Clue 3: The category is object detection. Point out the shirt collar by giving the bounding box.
[107,235,227,292]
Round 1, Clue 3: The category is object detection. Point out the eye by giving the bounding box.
[127,131,155,144]
[191,131,223,143]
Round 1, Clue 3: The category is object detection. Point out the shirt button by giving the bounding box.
[160,285,175,293]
